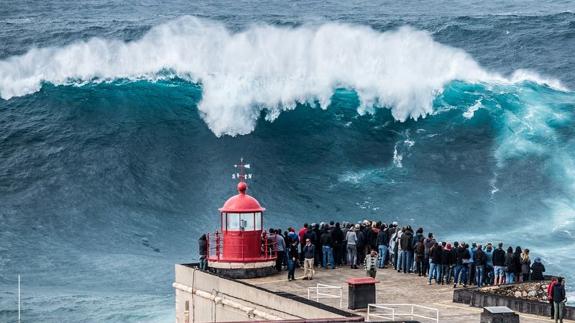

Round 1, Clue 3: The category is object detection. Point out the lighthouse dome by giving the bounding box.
[219,182,265,213]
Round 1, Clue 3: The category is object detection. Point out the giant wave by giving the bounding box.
[0,16,566,136]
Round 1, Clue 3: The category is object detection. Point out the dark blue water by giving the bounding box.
[1,1,575,321]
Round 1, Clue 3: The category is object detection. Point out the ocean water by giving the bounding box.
[1,0,575,321]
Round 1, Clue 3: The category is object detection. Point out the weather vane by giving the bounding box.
[232,157,252,182]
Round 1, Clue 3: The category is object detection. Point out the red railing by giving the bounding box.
[207,231,277,261]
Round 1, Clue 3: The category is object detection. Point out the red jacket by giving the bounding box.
[547,281,557,300]
[298,228,307,243]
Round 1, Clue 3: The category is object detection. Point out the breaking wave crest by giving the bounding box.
[0,16,566,136]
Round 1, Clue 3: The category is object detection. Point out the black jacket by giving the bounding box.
[400,231,414,251]
[512,253,522,274]
[505,253,516,272]
[377,229,389,247]
[320,230,333,247]
[553,284,566,303]
[303,244,315,259]
[441,248,452,265]
[430,246,443,264]
[198,236,208,256]
[474,249,486,266]
[456,246,468,265]
[492,248,506,266]
[531,262,545,280]
[331,227,344,247]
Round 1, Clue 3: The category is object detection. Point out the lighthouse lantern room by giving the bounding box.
[206,159,276,278]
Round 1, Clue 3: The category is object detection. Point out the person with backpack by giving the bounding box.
[414,238,425,276]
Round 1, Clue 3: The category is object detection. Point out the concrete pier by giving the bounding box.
[241,266,574,322]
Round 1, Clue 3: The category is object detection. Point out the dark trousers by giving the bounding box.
[550,300,555,318]
[287,259,296,280]
[314,245,322,267]
[415,257,424,276]
[276,251,285,271]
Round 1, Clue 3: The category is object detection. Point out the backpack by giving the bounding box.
[415,241,424,255]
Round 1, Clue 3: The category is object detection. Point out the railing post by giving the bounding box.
[206,233,210,258]
[215,231,220,260]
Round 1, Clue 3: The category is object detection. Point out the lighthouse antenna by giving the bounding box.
[233,157,252,183]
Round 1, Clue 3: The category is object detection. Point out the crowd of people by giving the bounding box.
[199,219,568,322]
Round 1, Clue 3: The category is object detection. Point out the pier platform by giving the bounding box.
[241,265,572,322]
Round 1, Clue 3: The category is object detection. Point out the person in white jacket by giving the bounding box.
[364,250,380,278]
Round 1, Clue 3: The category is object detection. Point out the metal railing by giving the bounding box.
[206,231,277,260]
[367,304,439,322]
[307,283,343,308]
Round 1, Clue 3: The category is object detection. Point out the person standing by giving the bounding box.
[302,238,315,280]
[513,246,522,282]
[505,246,516,284]
[377,224,389,268]
[198,234,208,271]
[441,243,453,284]
[548,277,558,319]
[332,222,344,266]
[474,245,486,288]
[270,229,286,272]
[429,242,443,285]
[552,278,567,323]
[492,243,506,285]
[346,225,359,269]
[531,257,545,281]
[521,248,531,282]
[320,227,335,269]
[286,238,299,281]
[298,223,308,263]
[364,250,379,278]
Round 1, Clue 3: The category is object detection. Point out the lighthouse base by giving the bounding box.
[208,260,276,279]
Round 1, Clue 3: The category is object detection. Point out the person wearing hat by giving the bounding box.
[302,238,315,280]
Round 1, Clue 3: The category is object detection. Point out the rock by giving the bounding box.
[515,291,522,298]
[528,291,536,297]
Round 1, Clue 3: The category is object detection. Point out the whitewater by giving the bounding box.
[1,2,575,322]
[0,16,566,136]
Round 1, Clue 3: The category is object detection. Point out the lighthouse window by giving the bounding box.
[239,213,255,231]
[226,213,241,230]
[254,212,262,230]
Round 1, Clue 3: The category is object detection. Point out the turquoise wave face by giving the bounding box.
[1,77,575,320]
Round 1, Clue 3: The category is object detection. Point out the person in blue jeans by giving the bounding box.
[474,244,486,287]
[287,239,299,281]
[320,228,335,269]
[428,242,443,284]
[376,225,389,268]
[504,246,516,284]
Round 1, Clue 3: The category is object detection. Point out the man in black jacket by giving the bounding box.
[474,245,487,287]
[400,228,414,273]
[331,222,344,266]
[492,243,506,285]
[376,225,389,268]
[320,228,335,269]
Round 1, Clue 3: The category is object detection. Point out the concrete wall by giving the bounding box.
[453,288,575,320]
[174,264,360,323]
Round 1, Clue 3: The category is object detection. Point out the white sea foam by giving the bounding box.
[0,16,566,136]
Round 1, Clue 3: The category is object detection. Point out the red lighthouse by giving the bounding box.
[206,159,276,278]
